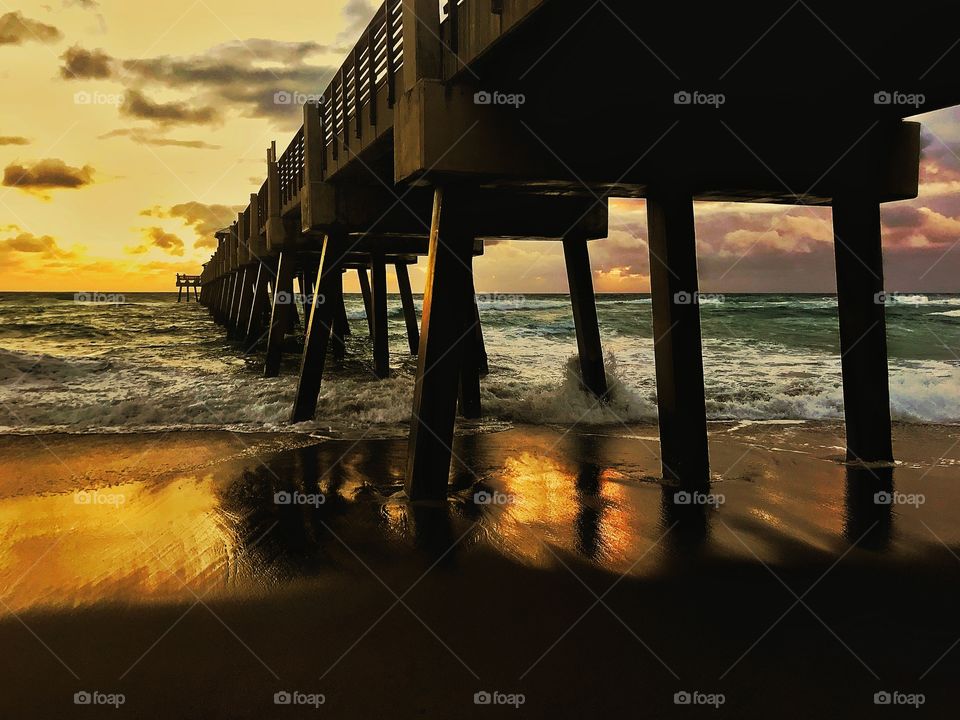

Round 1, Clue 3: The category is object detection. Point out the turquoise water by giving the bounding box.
[0,292,958,432]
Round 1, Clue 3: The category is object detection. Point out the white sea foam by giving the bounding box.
[2,293,959,433]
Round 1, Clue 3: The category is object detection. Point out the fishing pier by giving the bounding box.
[196,0,960,501]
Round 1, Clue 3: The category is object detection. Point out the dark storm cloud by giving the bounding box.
[0,136,30,146]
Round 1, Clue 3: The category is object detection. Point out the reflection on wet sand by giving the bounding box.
[1,423,958,615]
[0,475,233,612]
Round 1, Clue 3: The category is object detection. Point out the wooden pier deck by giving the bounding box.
[197,0,960,501]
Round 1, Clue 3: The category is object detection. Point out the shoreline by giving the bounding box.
[2,421,959,718]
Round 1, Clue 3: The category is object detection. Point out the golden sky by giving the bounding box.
[1,0,958,293]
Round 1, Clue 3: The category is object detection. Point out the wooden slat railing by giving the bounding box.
[272,0,405,199]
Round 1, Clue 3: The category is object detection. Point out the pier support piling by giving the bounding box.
[563,235,607,399]
[833,196,893,464]
[371,253,390,378]
[291,234,345,422]
[646,191,710,491]
[245,260,272,348]
[458,255,482,419]
[264,250,296,377]
[358,267,374,338]
[330,270,347,359]
[234,267,254,340]
[473,297,489,377]
[406,188,477,501]
[396,263,420,355]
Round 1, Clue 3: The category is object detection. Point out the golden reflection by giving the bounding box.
[0,474,237,614]
[486,451,650,573]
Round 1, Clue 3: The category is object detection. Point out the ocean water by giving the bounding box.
[0,292,958,435]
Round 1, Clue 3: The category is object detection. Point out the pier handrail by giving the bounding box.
[273,0,404,195]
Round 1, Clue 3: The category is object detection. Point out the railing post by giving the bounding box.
[402,0,443,87]
[301,101,333,234]
[266,142,286,252]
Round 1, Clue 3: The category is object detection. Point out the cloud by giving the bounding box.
[119,89,218,127]
[0,136,29,145]
[60,45,113,79]
[0,11,62,46]
[140,202,241,248]
[98,128,221,150]
[127,227,185,256]
[337,0,381,42]
[63,0,99,8]
[0,231,75,258]
[117,39,338,129]
[2,158,95,198]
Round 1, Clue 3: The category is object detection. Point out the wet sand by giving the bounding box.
[1,422,959,718]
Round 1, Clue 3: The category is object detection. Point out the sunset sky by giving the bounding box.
[1,0,958,293]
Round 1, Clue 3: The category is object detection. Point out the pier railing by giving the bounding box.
[272,0,404,201]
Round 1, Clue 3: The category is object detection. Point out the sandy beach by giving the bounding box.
[1,421,958,718]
